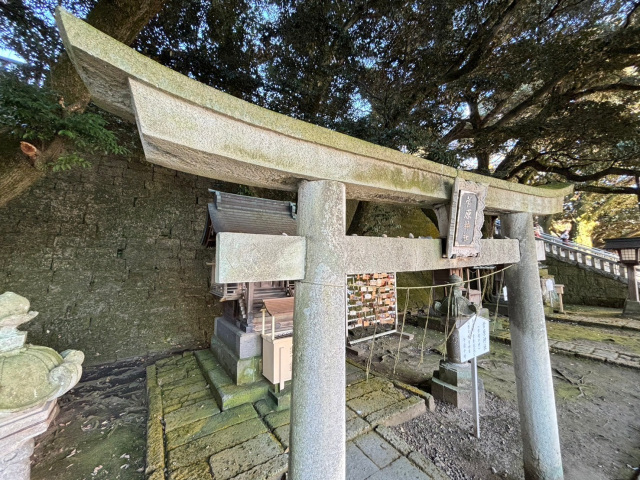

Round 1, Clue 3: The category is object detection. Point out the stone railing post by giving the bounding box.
[0,292,84,480]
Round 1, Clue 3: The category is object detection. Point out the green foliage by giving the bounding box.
[0,71,129,168]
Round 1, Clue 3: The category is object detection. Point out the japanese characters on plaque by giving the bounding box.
[446,178,488,258]
[345,273,397,330]
[458,314,490,363]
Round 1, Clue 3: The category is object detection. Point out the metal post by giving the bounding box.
[290,180,346,480]
[503,213,564,480]
[471,356,480,438]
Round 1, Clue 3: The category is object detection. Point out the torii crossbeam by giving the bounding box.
[56,9,568,480]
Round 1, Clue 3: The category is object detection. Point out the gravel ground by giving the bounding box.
[396,393,522,480]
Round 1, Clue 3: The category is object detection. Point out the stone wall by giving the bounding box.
[0,154,224,365]
[544,256,627,308]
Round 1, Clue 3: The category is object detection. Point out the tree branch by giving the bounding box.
[505,158,640,182]
[577,185,638,195]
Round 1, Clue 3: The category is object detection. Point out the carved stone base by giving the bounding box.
[431,361,485,411]
[0,400,59,480]
[0,438,34,480]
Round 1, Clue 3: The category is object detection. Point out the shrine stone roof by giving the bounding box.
[201,191,297,247]
[56,9,572,216]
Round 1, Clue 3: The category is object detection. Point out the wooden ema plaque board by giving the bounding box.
[346,273,397,342]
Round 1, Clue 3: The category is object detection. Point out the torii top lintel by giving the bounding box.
[56,9,571,216]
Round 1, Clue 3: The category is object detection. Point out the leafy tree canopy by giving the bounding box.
[2,0,640,217]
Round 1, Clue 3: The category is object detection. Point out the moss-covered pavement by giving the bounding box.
[490,305,640,369]
[146,350,449,480]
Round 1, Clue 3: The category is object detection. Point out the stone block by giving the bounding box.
[347,388,405,417]
[353,432,400,468]
[345,377,393,401]
[232,453,289,480]
[374,426,412,456]
[592,348,619,361]
[346,442,379,480]
[431,371,485,412]
[365,396,426,427]
[366,457,431,480]
[264,409,290,430]
[166,403,258,450]
[346,416,371,442]
[436,361,471,387]
[407,451,451,480]
[210,335,262,385]
[167,417,268,469]
[273,424,289,448]
[197,353,270,411]
[267,386,291,410]
[168,462,212,480]
[622,299,640,319]
[208,432,284,480]
[214,317,262,359]
[164,399,220,433]
[146,369,165,476]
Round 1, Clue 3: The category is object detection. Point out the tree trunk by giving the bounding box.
[1,0,168,208]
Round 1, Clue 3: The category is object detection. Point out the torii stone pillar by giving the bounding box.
[503,214,564,480]
[290,180,346,480]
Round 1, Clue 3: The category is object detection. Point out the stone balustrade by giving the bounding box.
[540,238,633,284]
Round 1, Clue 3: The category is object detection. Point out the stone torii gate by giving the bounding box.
[56,9,571,480]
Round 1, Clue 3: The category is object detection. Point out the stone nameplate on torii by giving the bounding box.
[445,178,488,258]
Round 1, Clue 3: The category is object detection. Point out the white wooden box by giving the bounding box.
[262,335,293,389]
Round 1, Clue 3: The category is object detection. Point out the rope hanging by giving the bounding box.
[364,264,515,377]
[393,289,410,375]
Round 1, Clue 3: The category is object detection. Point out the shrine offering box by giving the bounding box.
[262,335,292,389]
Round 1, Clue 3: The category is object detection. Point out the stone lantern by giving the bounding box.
[604,237,640,317]
[0,292,84,479]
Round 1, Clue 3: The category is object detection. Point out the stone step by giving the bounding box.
[365,396,426,427]
[194,349,270,411]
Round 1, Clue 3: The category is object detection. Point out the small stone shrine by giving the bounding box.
[431,275,487,410]
[0,292,84,480]
[202,190,296,403]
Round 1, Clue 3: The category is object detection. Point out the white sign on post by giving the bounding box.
[458,314,490,363]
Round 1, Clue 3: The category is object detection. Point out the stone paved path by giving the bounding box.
[491,324,640,369]
[146,350,449,480]
[546,307,640,332]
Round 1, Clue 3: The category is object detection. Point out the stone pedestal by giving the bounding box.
[212,317,263,385]
[0,292,84,480]
[622,299,640,318]
[431,361,485,411]
[0,401,58,480]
